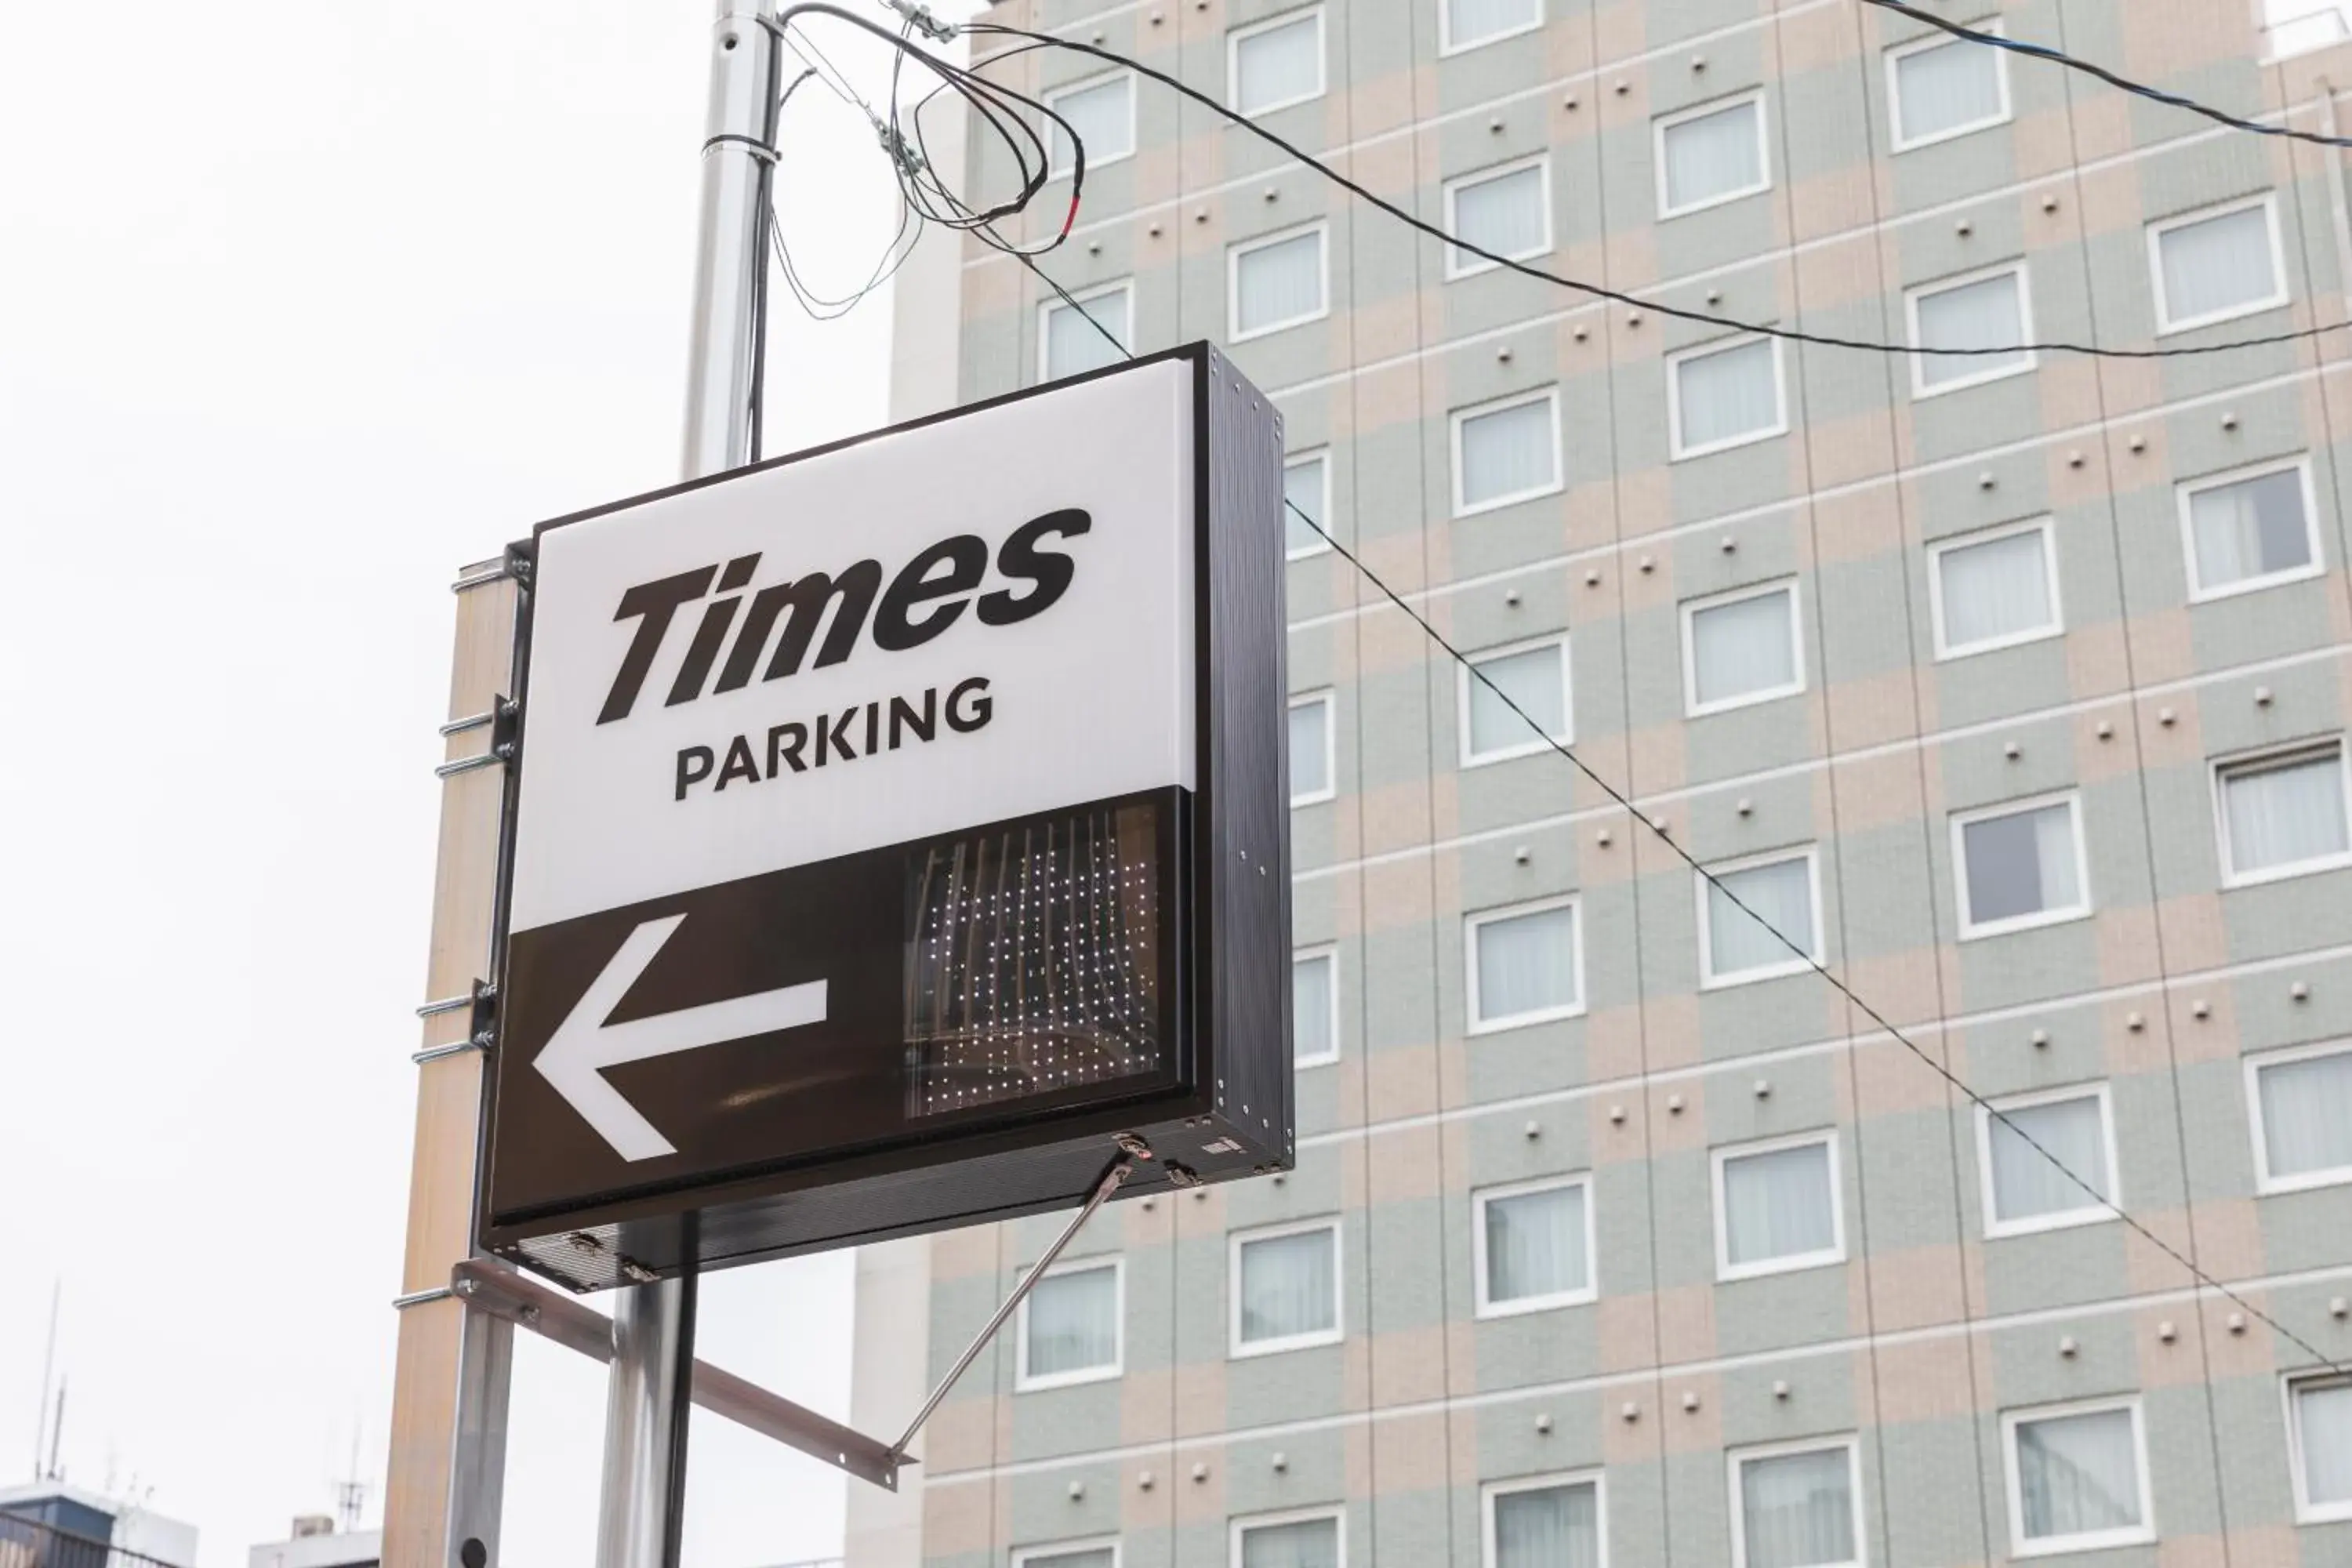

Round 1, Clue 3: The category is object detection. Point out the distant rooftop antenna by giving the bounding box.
[29,1279,58,1480]
[333,1417,367,1533]
[45,1379,67,1483]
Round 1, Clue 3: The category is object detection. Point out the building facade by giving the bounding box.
[849,0,2352,1563]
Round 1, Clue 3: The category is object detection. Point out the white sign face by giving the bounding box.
[509,360,1198,935]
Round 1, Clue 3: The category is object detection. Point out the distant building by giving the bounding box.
[245,1516,380,1568]
[0,1482,198,1567]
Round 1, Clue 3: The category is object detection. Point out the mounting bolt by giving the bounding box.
[1667,1093,1686,1114]
[1773,1379,1791,1399]
[1691,53,1706,70]
[1497,345,1514,363]
[2191,1000,2211,1019]
[1639,555,1655,573]
[2042,193,2060,212]
[2004,740,2021,760]
[2329,1296,2348,1318]
[1194,209,1209,223]
[1957,219,1973,236]
[1504,587,1522,605]
[1753,1078,1770,1098]
[2096,720,2114,740]
[2158,707,2177,726]
[1621,1400,1640,1421]
[2158,1320,2177,1343]
[1564,93,1580,109]
[2222,411,2240,431]
[1489,117,1504,133]
[2068,450,2086,468]
[2129,434,2147,453]
[1977,471,1996,491]
[2058,1335,2078,1357]
[2126,1011,2144,1032]
[1737,797,1754,816]
[1596,827,1613,846]
[1148,222,1163,237]
[2255,685,2274,707]
[1524,1119,1541,1138]
[1627,310,1643,327]
[1514,845,1531,865]
[1272,1452,1289,1472]
[1087,241,1102,256]
[1706,288,1722,305]
[1682,1390,1700,1410]
[1535,1413,1553,1434]
[1613,80,1629,95]
[1720,535,1736,553]
[2031,1029,2050,1048]
[1138,1469,1155,1490]
[1584,569,1602,586]
[1192,1462,1210,1483]
[1069,1481,1086,1501]
[1609,1104,1627,1123]
[1263,186,1278,202]
[2292,981,2311,1001]
[2228,1312,2248,1334]
[1573,324,1590,341]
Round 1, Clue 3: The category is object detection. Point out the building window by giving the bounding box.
[1466,897,1583,1032]
[1656,91,1769,216]
[1452,388,1563,515]
[2288,1374,2352,1523]
[1483,1473,1602,1568]
[1473,1176,1595,1316]
[1284,451,1330,557]
[1231,1221,1342,1356]
[1977,1085,2116,1237]
[1887,22,2009,149]
[2248,1041,2352,1193]
[1445,155,1552,276]
[2150,194,2287,333]
[2180,458,2322,599]
[1907,264,2034,395]
[1682,579,1803,716]
[1234,1509,1344,1568]
[1731,1440,1861,1568]
[1929,518,2061,659]
[2002,1399,2154,1555]
[2216,742,2352,885]
[1014,1541,1120,1568]
[1699,848,1820,986]
[1294,946,1339,1067]
[1953,792,2089,938]
[1231,223,1329,339]
[1044,72,1134,176]
[1288,692,1334,805]
[1461,636,1571,764]
[1669,336,1786,458]
[1715,1132,1843,1279]
[1039,281,1131,381]
[1015,1259,1122,1391]
[1229,7,1324,117]
[1443,0,1542,53]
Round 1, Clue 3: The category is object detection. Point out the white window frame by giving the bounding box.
[1999,1396,2155,1557]
[1013,1537,1123,1568]
[2212,739,2352,887]
[1680,578,1806,717]
[1697,845,1823,989]
[1228,219,1330,342]
[1653,88,1773,219]
[1227,5,1327,118]
[1926,516,2064,660]
[1440,0,1545,56]
[2176,454,2326,601]
[1458,632,1573,766]
[1667,333,1788,460]
[1727,1436,1864,1568]
[1471,1174,1598,1318]
[1974,1082,2120,1239]
[1905,260,2038,398]
[2245,1039,2352,1194]
[1012,1255,1125,1392]
[1041,69,1136,178]
[1293,943,1341,1068]
[1231,1506,1346,1568]
[1481,1469,1606,1568]
[1465,893,1587,1034]
[2285,1371,2352,1524]
[1450,386,1564,517]
[1229,1217,1345,1359]
[1886,18,2012,151]
[1443,153,1555,278]
[1951,789,2092,939]
[2148,191,2290,335]
[1284,448,1332,560]
[1035,278,1133,382]
[1712,1129,1847,1282]
[1288,690,1336,807]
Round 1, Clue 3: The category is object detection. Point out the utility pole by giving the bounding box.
[592,6,779,1568]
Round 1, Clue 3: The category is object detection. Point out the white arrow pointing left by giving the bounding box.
[533,913,829,1162]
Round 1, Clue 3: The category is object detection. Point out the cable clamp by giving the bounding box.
[703,132,780,165]
[874,122,927,179]
[880,0,956,43]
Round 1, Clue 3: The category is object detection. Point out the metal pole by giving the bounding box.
[593,5,778,1565]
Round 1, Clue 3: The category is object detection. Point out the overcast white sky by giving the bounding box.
[0,5,938,1563]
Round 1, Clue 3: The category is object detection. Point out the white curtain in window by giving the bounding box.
[1722,1142,1835,1267]
[1048,76,1132,173]
[1494,1482,1600,1568]
[1893,35,2003,143]
[1458,397,1557,508]
[2158,204,2278,325]
[1708,856,1815,978]
[2258,1049,2352,1179]
[1475,905,1578,1022]
[1915,271,2027,387]
[1740,1448,1857,1568]
[1938,527,2053,650]
[1239,1228,1336,1343]
[2225,750,2348,875]
[1675,339,1780,452]
[1240,1517,1340,1568]
[1027,1550,1116,1568]
[1293,953,1334,1062]
[1690,587,1796,708]
[1234,13,1321,114]
[1045,289,1130,379]
[1484,1183,1588,1303]
[1288,699,1330,800]
[1284,456,1327,554]
[2190,466,2315,586]
[1961,801,2080,925]
[1025,1265,1118,1377]
[1468,643,1567,757]
[1662,99,1764,212]
[1452,163,1547,268]
[1987,1094,2109,1224]
[1447,0,1541,46]
[1236,230,1325,335]
[2016,1408,2143,1540]
[2297,1379,2352,1508]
